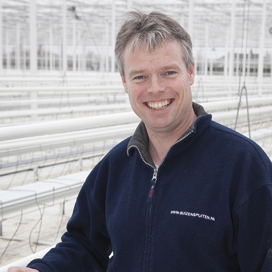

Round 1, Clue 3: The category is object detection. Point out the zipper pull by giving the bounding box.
[147,168,158,202]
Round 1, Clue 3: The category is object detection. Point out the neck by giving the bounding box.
[148,110,197,166]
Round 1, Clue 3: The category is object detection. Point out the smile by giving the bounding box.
[146,99,172,110]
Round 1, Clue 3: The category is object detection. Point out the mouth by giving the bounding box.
[146,99,172,110]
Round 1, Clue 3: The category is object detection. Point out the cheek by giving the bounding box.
[128,85,144,101]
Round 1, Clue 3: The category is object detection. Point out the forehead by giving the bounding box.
[122,40,185,72]
[125,39,183,57]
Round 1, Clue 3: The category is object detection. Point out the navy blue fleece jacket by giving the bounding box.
[28,103,272,271]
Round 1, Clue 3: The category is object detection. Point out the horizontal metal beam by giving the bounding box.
[0,171,89,220]
[0,111,140,141]
[0,85,123,92]
[202,97,272,111]
[0,123,138,157]
[0,96,126,107]
[0,103,129,118]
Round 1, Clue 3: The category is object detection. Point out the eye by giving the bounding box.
[133,75,146,81]
[166,71,176,76]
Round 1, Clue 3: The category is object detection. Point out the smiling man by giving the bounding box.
[9,10,272,272]
[120,39,196,165]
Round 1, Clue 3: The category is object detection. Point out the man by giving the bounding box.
[9,11,272,272]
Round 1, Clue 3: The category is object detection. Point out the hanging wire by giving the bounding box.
[54,199,66,242]
[0,210,23,262]
[28,187,56,253]
[234,0,251,138]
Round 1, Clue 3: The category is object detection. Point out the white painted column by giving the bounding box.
[194,49,198,76]
[204,23,208,76]
[22,37,26,71]
[180,12,185,28]
[188,0,194,41]
[62,0,67,73]
[45,37,48,70]
[270,50,272,78]
[101,33,105,72]
[111,0,116,73]
[210,56,213,75]
[73,20,76,72]
[258,0,267,93]
[59,36,62,71]
[127,0,132,10]
[49,27,53,71]
[247,49,251,77]
[82,39,86,73]
[6,30,10,70]
[30,0,37,75]
[229,0,236,77]
[0,0,2,72]
[236,52,239,76]
[242,49,247,78]
[78,31,82,72]
[224,28,229,77]
[106,19,109,73]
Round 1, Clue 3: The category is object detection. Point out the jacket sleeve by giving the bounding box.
[233,148,272,272]
[27,167,111,272]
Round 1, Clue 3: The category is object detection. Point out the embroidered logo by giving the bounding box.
[170,210,215,221]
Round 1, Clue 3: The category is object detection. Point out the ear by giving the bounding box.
[188,62,195,86]
[121,74,128,93]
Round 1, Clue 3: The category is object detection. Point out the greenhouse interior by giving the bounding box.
[0,0,272,269]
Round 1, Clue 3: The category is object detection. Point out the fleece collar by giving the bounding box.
[127,102,209,167]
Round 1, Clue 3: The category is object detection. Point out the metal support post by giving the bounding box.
[101,33,105,72]
[204,23,208,76]
[0,201,3,236]
[0,0,2,72]
[31,92,38,121]
[50,27,53,71]
[30,0,37,75]
[127,0,132,10]
[6,30,10,70]
[229,0,236,77]
[247,49,251,77]
[16,23,20,70]
[270,50,272,78]
[83,39,86,72]
[236,52,239,76]
[188,0,194,40]
[62,0,67,74]
[111,0,116,73]
[23,37,26,71]
[194,49,198,76]
[106,19,109,73]
[258,0,267,94]
[73,21,76,72]
[224,28,229,77]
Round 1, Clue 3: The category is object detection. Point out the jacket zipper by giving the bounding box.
[130,130,193,271]
[143,167,158,272]
[147,168,158,202]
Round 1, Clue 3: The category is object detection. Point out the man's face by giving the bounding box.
[121,40,195,136]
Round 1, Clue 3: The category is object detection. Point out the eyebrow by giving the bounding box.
[128,64,182,79]
[163,65,181,71]
[128,70,145,79]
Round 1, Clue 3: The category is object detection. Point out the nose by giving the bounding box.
[147,75,165,94]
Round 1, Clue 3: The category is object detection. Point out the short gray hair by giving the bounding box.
[115,11,194,76]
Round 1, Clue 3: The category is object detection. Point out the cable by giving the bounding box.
[54,199,66,242]
[0,210,23,262]
[234,0,251,138]
[29,203,45,254]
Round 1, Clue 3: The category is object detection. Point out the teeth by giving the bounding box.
[147,100,171,110]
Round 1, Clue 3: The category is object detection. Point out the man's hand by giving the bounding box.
[7,267,39,272]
